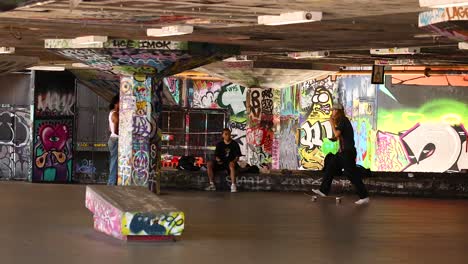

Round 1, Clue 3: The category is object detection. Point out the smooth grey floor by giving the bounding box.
[0,182,467,264]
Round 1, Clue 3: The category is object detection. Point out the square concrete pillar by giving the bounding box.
[117,75,162,193]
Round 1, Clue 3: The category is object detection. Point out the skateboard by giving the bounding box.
[304,193,343,204]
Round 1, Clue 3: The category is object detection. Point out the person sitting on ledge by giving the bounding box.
[205,128,242,193]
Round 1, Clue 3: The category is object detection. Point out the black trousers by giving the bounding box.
[320,150,369,199]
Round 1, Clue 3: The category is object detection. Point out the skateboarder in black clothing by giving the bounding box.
[313,102,370,205]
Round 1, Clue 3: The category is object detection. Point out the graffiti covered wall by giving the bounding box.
[376,83,468,172]
[218,83,247,155]
[189,80,248,156]
[163,77,181,105]
[32,71,76,182]
[190,80,223,109]
[0,73,33,180]
[0,107,32,180]
[282,74,467,173]
[338,76,377,169]
[277,75,377,171]
[119,76,150,186]
[298,76,340,170]
[118,76,162,190]
[246,88,274,166]
[278,85,301,170]
[33,119,73,182]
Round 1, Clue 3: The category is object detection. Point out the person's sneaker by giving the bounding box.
[205,184,216,191]
[312,189,326,197]
[231,184,237,193]
[355,197,370,205]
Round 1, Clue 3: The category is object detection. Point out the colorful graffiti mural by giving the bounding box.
[32,119,73,182]
[298,76,339,170]
[338,76,377,168]
[218,83,247,155]
[288,75,377,170]
[189,80,248,156]
[288,74,468,173]
[86,189,124,239]
[33,71,76,182]
[191,80,223,109]
[376,98,468,172]
[118,76,162,190]
[55,47,191,78]
[0,107,31,180]
[122,212,185,236]
[247,88,274,166]
[163,77,181,105]
[276,85,301,170]
[119,76,150,186]
[279,118,299,170]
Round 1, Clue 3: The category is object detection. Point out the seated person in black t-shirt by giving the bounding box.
[205,128,242,193]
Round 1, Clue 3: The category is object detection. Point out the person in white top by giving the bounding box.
[108,95,119,185]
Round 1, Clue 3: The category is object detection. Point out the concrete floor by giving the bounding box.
[0,182,467,264]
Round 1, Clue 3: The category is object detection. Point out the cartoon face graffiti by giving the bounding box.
[39,124,69,152]
[35,123,69,169]
[310,87,333,119]
[33,121,72,182]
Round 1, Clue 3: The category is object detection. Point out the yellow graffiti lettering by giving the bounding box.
[299,147,324,170]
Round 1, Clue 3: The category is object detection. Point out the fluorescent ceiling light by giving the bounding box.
[223,56,251,62]
[413,33,441,38]
[288,51,330,59]
[72,36,108,45]
[374,59,416,66]
[28,66,65,71]
[370,47,421,55]
[23,0,57,8]
[258,11,322,26]
[147,25,194,37]
[459,42,468,49]
[0,47,15,54]
[71,63,91,68]
[419,0,468,8]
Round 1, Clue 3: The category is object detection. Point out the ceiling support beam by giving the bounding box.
[337,69,468,76]
[252,60,341,71]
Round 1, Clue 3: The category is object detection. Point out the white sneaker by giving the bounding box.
[205,184,216,191]
[355,197,370,205]
[231,184,237,193]
[312,189,326,197]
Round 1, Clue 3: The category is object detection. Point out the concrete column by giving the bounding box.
[117,75,162,193]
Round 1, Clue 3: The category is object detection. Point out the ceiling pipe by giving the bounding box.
[336,69,468,76]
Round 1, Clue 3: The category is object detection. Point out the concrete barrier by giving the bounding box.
[160,168,468,198]
[85,185,185,241]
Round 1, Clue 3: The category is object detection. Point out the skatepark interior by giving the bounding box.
[1,1,468,263]
[1,182,468,264]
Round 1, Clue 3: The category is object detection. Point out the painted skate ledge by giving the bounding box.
[85,185,185,241]
[160,168,468,198]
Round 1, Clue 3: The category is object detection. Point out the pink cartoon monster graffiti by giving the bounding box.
[33,121,73,182]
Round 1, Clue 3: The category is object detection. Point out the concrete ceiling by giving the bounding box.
[0,0,466,73]
[197,60,337,88]
[0,55,38,75]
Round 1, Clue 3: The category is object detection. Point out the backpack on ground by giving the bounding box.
[177,156,200,171]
